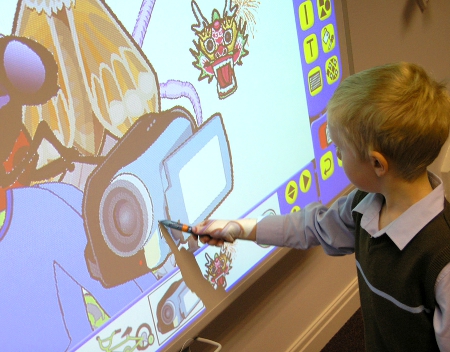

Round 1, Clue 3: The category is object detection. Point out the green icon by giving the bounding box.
[299,1,314,31]
[320,151,334,180]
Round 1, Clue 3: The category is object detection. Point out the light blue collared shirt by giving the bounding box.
[256,172,450,350]
[354,172,444,250]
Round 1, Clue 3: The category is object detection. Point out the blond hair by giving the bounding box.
[327,62,450,181]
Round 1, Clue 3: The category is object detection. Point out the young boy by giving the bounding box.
[192,62,450,351]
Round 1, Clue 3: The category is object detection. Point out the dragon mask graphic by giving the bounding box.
[190,0,249,99]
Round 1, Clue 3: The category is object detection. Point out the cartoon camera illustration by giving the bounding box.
[156,279,200,334]
[83,106,233,287]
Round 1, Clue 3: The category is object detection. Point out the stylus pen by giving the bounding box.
[159,219,194,234]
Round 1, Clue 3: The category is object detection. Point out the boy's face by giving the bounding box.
[328,122,378,193]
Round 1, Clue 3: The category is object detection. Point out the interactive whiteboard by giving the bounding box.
[0,0,350,350]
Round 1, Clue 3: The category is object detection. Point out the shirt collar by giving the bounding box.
[352,172,445,250]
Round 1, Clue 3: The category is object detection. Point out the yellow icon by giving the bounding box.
[285,180,298,204]
[317,0,332,21]
[303,34,319,64]
[325,56,340,85]
[320,151,334,180]
[291,206,301,213]
[299,169,312,193]
[321,24,335,53]
[299,1,315,31]
[308,66,323,96]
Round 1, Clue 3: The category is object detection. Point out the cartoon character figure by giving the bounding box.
[0,35,102,210]
[190,0,249,99]
[0,180,159,351]
[0,0,234,349]
[0,33,158,351]
[13,0,161,190]
[204,247,233,289]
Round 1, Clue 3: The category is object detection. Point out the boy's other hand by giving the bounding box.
[192,219,257,246]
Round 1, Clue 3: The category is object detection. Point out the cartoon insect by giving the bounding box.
[190,0,250,99]
[12,0,205,190]
[0,35,103,210]
[204,247,233,289]
[11,0,161,189]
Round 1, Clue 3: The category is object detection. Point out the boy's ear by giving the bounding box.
[370,151,388,177]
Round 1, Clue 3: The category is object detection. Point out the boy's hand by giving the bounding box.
[192,219,257,246]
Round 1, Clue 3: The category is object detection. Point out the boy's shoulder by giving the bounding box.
[350,188,450,240]
[438,197,450,232]
[351,190,368,210]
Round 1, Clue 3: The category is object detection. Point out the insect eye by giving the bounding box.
[223,29,233,45]
[204,38,216,54]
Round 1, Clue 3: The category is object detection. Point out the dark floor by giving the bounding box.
[321,308,365,352]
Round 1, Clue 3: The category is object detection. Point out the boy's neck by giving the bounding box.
[378,171,433,229]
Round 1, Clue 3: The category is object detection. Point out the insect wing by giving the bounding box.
[13,1,76,161]
[13,0,160,157]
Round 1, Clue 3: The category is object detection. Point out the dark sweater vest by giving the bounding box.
[352,190,450,352]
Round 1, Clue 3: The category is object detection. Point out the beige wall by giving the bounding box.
[192,248,358,351]
[190,1,450,351]
[345,0,450,79]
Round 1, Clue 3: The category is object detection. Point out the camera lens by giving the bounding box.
[100,173,153,257]
[113,199,137,237]
[161,300,176,325]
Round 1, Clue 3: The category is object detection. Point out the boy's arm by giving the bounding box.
[434,263,450,351]
[193,218,257,246]
[193,189,358,255]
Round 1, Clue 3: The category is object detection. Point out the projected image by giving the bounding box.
[203,247,233,289]
[0,0,349,350]
[0,35,75,207]
[190,0,249,99]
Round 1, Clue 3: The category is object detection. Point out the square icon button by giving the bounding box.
[304,34,319,64]
[299,1,315,31]
[317,0,332,21]
[325,55,340,85]
[308,66,323,96]
[320,151,334,180]
[321,23,335,53]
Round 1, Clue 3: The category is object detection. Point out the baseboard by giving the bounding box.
[287,277,360,352]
